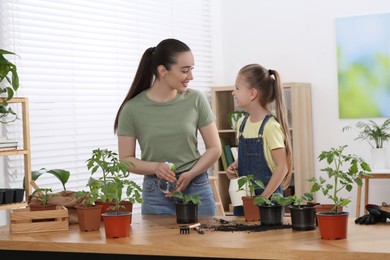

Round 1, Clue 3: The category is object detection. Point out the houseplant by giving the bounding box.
[86,148,143,238]
[0,49,19,124]
[307,144,371,239]
[75,190,102,232]
[227,110,247,129]
[283,192,316,231]
[342,119,390,169]
[29,188,57,211]
[253,192,290,226]
[28,188,57,222]
[237,174,265,222]
[172,191,201,224]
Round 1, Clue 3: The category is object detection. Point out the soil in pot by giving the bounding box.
[102,212,132,238]
[259,204,284,226]
[317,211,349,240]
[175,202,198,224]
[289,205,316,231]
[28,203,58,222]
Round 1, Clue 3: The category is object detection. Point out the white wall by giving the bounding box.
[213,0,390,217]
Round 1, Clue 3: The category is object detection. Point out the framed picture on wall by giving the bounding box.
[336,12,390,118]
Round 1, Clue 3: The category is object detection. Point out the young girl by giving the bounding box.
[114,38,221,216]
[226,64,293,216]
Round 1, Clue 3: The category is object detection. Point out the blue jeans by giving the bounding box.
[141,172,216,216]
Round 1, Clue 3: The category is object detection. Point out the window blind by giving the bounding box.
[0,0,213,214]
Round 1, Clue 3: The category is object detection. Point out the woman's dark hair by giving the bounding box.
[114,38,191,133]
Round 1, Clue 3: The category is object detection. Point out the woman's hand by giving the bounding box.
[226,161,238,180]
[154,162,177,183]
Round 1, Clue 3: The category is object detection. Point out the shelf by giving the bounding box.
[0,202,27,210]
[0,97,32,211]
[211,83,314,214]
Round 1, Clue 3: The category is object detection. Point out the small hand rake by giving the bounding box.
[179,223,204,234]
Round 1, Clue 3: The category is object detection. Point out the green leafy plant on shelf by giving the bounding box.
[342,119,390,149]
[227,110,247,129]
[0,49,20,124]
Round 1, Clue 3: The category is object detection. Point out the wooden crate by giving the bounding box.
[10,206,69,234]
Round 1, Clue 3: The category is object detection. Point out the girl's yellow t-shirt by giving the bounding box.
[235,115,285,171]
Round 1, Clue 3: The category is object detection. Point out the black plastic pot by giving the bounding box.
[289,205,316,231]
[175,202,198,224]
[0,188,14,204]
[259,204,284,226]
[13,188,25,203]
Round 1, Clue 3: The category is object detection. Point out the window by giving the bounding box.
[0,0,213,214]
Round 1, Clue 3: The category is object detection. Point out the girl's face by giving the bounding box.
[232,73,253,109]
[164,51,194,92]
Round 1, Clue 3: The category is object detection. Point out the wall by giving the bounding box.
[213,0,390,217]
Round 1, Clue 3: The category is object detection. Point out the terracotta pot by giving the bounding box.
[259,204,284,226]
[317,211,349,240]
[175,202,198,224]
[314,204,343,226]
[76,204,102,232]
[102,212,132,238]
[242,196,260,222]
[289,205,316,231]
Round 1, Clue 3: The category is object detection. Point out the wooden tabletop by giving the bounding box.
[0,214,389,259]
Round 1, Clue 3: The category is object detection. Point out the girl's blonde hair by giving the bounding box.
[238,64,293,190]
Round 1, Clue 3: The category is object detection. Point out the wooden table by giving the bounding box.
[356,172,390,217]
[0,214,389,259]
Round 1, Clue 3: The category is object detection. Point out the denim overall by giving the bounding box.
[233,114,282,216]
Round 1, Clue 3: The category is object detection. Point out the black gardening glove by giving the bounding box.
[355,204,389,224]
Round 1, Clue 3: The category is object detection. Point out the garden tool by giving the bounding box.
[179,222,204,234]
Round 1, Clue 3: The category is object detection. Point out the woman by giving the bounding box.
[114,38,221,216]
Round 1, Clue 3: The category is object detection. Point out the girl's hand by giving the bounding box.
[226,162,238,180]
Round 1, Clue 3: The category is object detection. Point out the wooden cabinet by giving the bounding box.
[0,97,32,210]
[211,83,314,215]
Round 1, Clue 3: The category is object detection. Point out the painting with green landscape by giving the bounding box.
[336,12,390,118]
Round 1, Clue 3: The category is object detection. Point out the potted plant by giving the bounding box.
[227,110,247,129]
[307,144,371,239]
[29,188,57,211]
[0,49,20,124]
[237,174,265,222]
[172,191,201,224]
[253,192,290,226]
[75,190,102,232]
[86,148,143,238]
[342,119,390,169]
[283,192,316,231]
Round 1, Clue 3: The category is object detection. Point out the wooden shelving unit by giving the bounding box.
[211,83,314,215]
[0,97,32,210]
